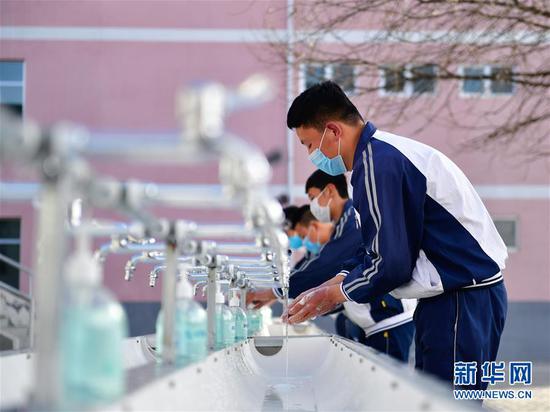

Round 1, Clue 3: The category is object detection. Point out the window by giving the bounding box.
[0,218,21,289]
[493,218,518,249]
[0,61,24,117]
[304,64,325,90]
[411,64,437,94]
[301,63,356,93]
[463,67,485,93]
[332,64,356,93]
[490,67,514,94]
[381,65,406,93]
[380,64,437,96]
[461,65,514,96]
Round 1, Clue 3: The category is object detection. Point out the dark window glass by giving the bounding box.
[0,61,24,82]
[463,67,484,93]
[490,67,514,94]
[305,64,325,89]
[494,219,517,248]
[0,218,21,289]
[412,64,437,94]
[382,66,405,93]
[332,63,355,93]
[0,61,24,117]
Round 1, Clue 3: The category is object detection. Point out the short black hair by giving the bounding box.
[287,81,363,131]
[284,204,310,230]
[305,170,349,199]
[283,205,299,230]
[297,209,317,227]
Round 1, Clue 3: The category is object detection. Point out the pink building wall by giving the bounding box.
[1,0,548,307]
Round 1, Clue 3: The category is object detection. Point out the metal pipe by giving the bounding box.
[95,240,165,263]
[224,257,265,265]
[151,184,240,209]
[160,233,178,364]
[235,265,274,272]
[84,138,219,165]
[206,266,217,351]
[240,286,248,311]
[33,179,71,409]
[97,237,258,265]
[194,224,255,240]
[68,220,144,239]
[214,243,263,255]
[241,271,278,278]
[286,0,295,202]
[248,281,281,288]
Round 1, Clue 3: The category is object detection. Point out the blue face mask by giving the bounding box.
[304,238,321,255]
[304,227,322,255]
[288,235,303,250]
[309,128,347,176]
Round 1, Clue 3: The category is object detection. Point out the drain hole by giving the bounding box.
[253,336,284,356]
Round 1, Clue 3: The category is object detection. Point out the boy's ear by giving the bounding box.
[326,121,343,140]
[326,183,336,197]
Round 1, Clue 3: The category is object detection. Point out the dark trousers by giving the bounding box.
[414,282,507,390]
[345,318,415,362]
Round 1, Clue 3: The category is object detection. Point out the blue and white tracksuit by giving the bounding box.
[275,200,415,361]
[340,122,508,388]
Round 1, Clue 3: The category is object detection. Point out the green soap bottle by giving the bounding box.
[156,273,207,365]
[247,309,262,337]
[228,289,248,342]
[214,289,235,350]
[60,231,128,408]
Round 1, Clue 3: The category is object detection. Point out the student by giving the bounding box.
[284,81,508,390]
[250,170,415,361]
[306,170,415,361]
[283,205,309,268]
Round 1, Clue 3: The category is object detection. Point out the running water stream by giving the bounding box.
[283,287,290,410]
[283,288,289,379]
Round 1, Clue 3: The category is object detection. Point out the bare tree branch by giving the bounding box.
[264,0,550,157]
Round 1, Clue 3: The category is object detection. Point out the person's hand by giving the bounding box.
[287,273,345,307]
[282,284,347,324]
[246,289,277,309]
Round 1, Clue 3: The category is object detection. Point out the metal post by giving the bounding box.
[206,265,217,351]
[160,228,178,364]
[240,287,248,311]
[32,179,70,409]
[286,0,295,202]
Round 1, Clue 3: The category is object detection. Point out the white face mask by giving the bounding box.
[310,188,332,223]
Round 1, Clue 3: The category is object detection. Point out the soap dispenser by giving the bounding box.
[228,289,248,342]
[214,286,235,350]
[156,272,207,365]
[60,229,129,407]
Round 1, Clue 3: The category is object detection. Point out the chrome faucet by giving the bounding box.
[148,265,166,287]
[193,280,208,297]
